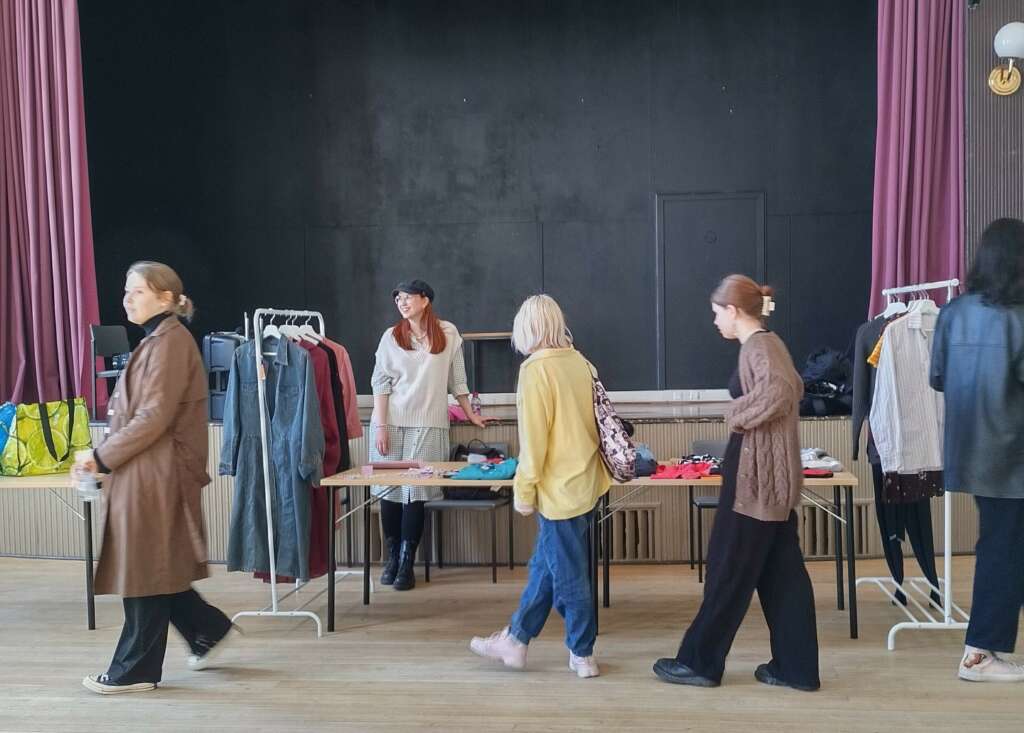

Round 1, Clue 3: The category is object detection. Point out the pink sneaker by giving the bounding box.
[569,652,600,678]
[470,627,527,670]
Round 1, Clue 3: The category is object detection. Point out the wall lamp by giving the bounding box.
[989,21,1024,96]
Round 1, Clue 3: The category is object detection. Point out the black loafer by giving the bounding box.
[652,658,719,687]
[754,663,820,692]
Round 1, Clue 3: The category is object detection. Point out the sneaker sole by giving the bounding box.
[958,668,1024,683]
[568,662,599,678]
[82,677,156,695]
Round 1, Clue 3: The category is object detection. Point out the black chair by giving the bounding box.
[422,490,514,584]
[422,440,515,584]
[90,325,130,420]
[687,439,728,581]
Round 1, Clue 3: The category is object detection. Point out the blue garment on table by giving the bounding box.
[451,458,518,480]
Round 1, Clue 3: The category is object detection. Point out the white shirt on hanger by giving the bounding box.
[869,309,944,474]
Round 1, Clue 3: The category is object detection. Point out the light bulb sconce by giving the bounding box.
[989,21,1024,96]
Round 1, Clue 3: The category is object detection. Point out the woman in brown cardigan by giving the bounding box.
[653,274,820,691]
[76,262,238,695]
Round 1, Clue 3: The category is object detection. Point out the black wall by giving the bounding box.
[79,0,876,392]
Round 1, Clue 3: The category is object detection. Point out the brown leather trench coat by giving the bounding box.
[93,316,211,597]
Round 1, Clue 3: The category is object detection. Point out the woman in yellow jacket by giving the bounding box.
[470,295,610,678]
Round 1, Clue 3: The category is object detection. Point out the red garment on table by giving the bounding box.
[652,464,692,480]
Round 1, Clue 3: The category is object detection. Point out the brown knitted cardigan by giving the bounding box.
[727,331,805,522]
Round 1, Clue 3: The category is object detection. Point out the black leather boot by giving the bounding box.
[392,540,418,591]
[380,537,399,586]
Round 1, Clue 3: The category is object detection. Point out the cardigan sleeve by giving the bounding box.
[727,339,801,433]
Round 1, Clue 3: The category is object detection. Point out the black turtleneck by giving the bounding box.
[142,311,173,336]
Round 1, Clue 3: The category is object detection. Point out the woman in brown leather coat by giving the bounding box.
[77,261,238,695]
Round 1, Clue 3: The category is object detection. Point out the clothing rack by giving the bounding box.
[856,277,970,649]
[229,308,365,638]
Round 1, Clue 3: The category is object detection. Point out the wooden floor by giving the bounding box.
[1,556,1021,732]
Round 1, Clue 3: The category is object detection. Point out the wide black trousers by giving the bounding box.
[965,495,1024,653]
[676,436,820,687]
[107,587,231,684]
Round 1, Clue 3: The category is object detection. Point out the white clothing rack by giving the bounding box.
[230,307,367,638]
[857,277,970,649]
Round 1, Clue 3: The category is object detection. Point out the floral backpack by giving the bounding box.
[584,360,636,482]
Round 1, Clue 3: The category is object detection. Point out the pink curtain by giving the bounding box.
[870,0,965,316]
[0,0,100,405]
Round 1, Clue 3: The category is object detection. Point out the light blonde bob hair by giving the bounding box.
[511,294,573,355]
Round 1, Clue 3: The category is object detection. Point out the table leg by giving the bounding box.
[845,485,858,639]
[84,500,95,631]
[833,486,844,611]
[345,486,353,568]
[328,486,336,632]
[688,485,695,569]
[602,493,610,608]
[363,486,371,606]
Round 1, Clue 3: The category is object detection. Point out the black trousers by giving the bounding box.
[676,486,820,687]
[871,463,941,606]
[380,499,426,544]
[965,496,1024,653]
[107,588,231,684]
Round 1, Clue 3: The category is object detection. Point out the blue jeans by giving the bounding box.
[509,512,596,657]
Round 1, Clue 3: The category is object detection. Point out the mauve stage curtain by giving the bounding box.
[869,0,965,316]
[0,0,100,405]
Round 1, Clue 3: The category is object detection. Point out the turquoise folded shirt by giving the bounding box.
[451,458,518,480]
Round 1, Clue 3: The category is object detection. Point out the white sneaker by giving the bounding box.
[82,674,156,695]
[958,649,1024,682]
[187,625,243,671]
[469,627,528,670]
[569,652,600,678]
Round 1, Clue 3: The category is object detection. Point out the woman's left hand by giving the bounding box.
[468,413,495,429]
[514,501,535,517]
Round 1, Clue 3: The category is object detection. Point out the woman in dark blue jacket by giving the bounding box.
[930,218,1024,683]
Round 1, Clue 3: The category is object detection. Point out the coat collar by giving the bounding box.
[141,314,181,343]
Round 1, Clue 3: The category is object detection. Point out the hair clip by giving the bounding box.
[761,296,776,317]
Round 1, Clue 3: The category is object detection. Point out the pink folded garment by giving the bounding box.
[367,461,425,469]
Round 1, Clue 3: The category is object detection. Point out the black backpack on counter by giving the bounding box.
[798,347,853,417]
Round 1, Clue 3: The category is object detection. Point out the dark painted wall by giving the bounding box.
[79,0,875,391]
[966,0,1024,264]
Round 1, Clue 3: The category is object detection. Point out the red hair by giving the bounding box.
[392,303,447,354]
[711,274,775,321]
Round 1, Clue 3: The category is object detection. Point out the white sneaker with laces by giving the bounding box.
[82,674,156,695]
[469,627,528,670]
[569,652,600,678]
[187,625,243,671]
[958,648,1024,682]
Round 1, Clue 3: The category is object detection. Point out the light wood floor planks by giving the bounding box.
[0,556,1021,732]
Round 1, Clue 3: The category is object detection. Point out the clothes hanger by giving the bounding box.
[262,314,281,341]
[880,293,908,319]
[279,315,300,340]
[297,318,321,343]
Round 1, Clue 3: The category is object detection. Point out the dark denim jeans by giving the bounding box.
[966,496,1024,653]
[509,512,596,657]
